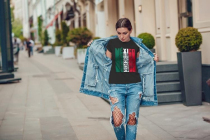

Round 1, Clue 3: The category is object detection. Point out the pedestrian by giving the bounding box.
[30,38,34,56]
[26,38,32,57]
[81,18,159,140]
[13,38,20,64]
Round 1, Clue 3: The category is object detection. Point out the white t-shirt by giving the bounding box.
[30,40,34,46]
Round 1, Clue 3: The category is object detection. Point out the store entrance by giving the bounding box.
[178,0,193,29]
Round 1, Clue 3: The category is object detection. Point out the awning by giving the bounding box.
[46,11,62,29]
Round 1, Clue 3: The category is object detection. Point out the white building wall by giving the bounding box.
[14,0,23,20]
[45,0,56,44]
[22,0,30,38]
[193,0,210,64]
[95,1,106,38]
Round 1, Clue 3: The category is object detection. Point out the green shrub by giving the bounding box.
[67,27,92,48]
[37,16,43,43]
[93,37,101,40]
[61,21,69,46]
[43,30,50,46]
[175,27,202,52]
[54,29,63,46]
[137,33,155,49]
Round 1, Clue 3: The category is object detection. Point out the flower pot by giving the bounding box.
[77,48,87,64]
[62,47,75,59]
[177,51,202,106]
[55,46,61,56]
[43,46,52,53]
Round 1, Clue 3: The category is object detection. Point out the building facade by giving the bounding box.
[21,0,210,64]
[93,0,210,64]
[12,0,23,20]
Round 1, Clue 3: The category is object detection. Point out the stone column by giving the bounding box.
[155,0,167,61]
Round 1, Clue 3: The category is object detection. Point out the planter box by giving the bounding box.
[202,64,210,103]
[43,46,52,53]
[177,51,202,106]
[77,48,87,64]
[55,46,61,56]
[62,47,75,59]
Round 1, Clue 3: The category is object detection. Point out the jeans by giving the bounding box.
[108,82,143,140]
[30,46,33,55]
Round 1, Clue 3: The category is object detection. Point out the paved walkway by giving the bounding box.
[0,50,210,140]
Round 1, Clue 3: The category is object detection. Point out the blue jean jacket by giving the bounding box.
[80,36,158,106]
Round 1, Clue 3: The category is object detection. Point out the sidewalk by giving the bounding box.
[0,50,209,140]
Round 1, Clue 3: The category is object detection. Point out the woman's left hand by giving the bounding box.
[153,53,159,62]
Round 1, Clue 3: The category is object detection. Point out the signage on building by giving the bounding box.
[65,7,74,20]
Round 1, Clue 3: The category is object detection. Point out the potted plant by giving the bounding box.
[42,29,52,53]
[61,21,74,59]
[175,27,203,106]
[137,33,155,53]
[54,29,63,56]
[93,37,101,40]
[67,27,92,63]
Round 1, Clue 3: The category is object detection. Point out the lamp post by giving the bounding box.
[0,0,14,72]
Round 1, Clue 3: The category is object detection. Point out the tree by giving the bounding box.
[43,30,50,46]
[10,7,14,22]
[12,19,23,38]
[61,21,69,46]
[38,16,43,43]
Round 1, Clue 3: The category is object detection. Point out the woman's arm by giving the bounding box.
[137,52,140,58]
[153,53,159,62]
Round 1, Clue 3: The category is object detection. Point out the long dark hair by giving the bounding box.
[115,18,132,31]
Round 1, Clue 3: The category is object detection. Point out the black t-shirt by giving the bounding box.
[26,41,31,48]
[106,38,141,84]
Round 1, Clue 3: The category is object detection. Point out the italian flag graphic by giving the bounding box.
[115,48,136,72]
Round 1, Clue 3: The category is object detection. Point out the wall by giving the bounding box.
[193,0,210,64]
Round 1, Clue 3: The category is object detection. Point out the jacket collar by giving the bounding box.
[109,35,143,44]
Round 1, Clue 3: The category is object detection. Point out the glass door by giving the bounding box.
[178,0,193,29]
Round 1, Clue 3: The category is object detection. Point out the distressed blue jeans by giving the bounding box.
[108,82,143,140]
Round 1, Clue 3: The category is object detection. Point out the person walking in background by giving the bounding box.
[26,38,32,57]
[30,38,34,56]
[13,38,20,65]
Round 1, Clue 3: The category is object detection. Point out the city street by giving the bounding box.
[0,50,210,140]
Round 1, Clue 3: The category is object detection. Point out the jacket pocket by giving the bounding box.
[141,73,154,97]
[85,63,99,87]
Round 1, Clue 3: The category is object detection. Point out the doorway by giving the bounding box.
[178,0,193,29]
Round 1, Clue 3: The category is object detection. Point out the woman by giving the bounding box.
[82,18,158,140]
[13,38,20,65]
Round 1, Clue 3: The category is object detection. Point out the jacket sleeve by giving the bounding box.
[84,46,99,87]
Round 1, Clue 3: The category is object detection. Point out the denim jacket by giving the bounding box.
[80,36,158,106]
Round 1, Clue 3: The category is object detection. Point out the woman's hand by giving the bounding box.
[153,53,159,62]
[87,40,93,46]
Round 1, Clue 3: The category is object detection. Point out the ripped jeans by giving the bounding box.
[108,82,143,140]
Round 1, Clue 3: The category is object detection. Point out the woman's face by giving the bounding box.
[116,27,132,42]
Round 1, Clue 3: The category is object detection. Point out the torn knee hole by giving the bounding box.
[127,112,136,125]
[112,106,123,127]
[110,96,118,104]
[138,92,142,98]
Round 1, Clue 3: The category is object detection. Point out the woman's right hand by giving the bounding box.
[87,40,93,46]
